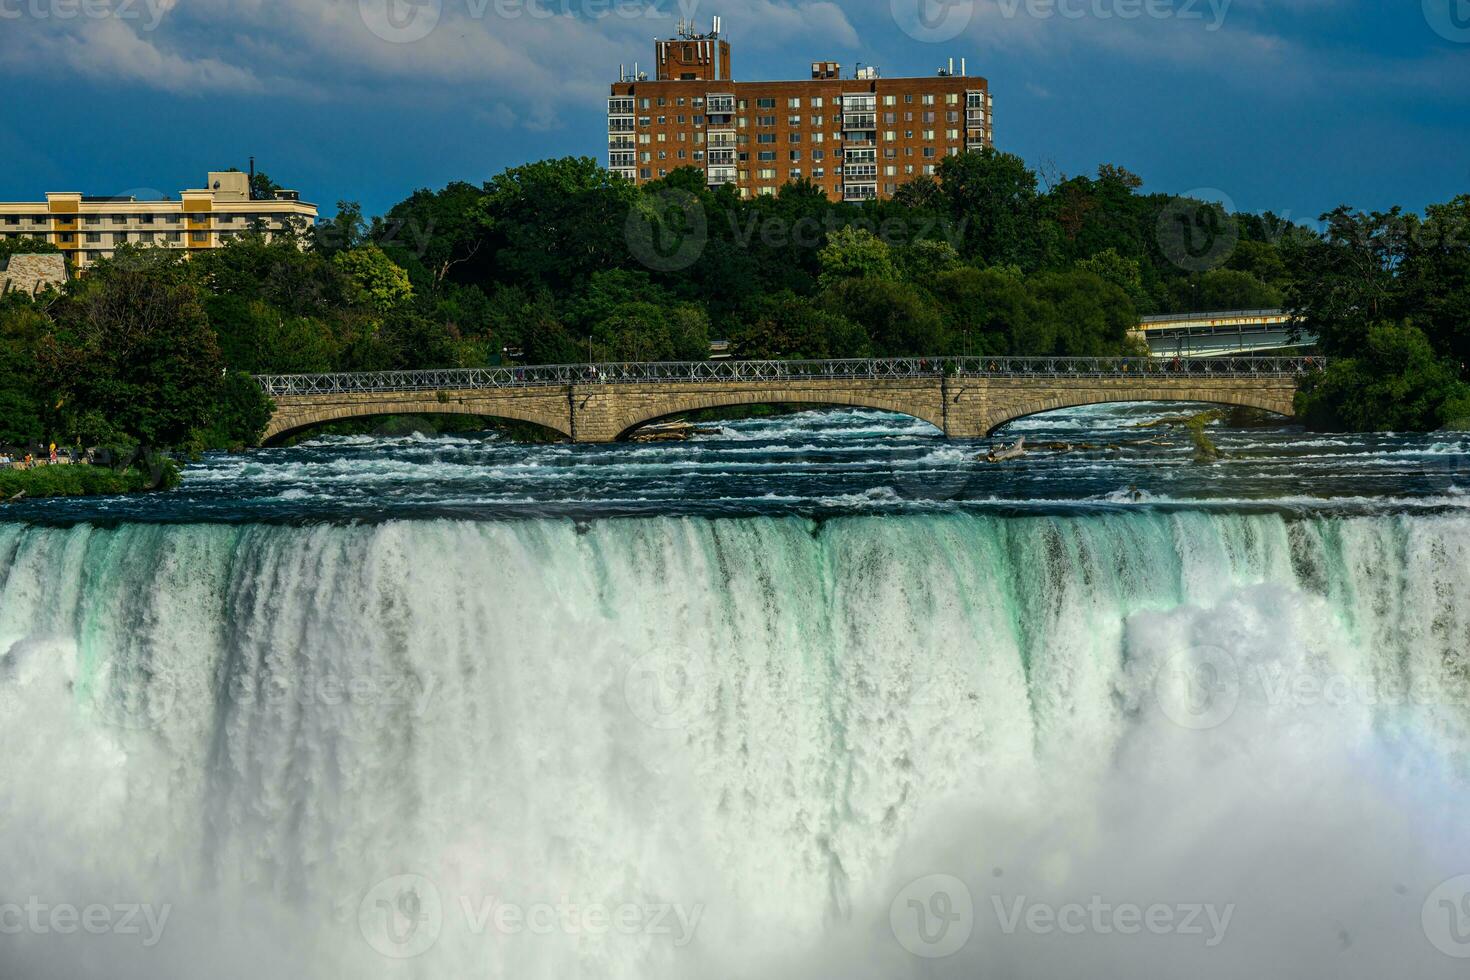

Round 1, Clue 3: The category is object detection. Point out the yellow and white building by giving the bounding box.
[0,171,318,271]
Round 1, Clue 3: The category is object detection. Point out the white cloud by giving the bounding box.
[0,0,861,115]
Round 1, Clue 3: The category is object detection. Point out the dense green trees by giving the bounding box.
[0,149,1465,448]
[1288,202,1470,430]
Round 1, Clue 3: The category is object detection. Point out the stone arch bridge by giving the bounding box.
[257,357,1320,445]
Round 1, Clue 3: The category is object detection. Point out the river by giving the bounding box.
[2,404,1469,978]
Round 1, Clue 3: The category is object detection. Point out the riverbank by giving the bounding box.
[0,459,181,500]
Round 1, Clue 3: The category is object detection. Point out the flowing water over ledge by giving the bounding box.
[2,406,1469,978]
[8,402,1470,523]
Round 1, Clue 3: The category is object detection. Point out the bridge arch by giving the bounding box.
[610,390,948,441]
[984,390,1294,436]
[261,399,573,446]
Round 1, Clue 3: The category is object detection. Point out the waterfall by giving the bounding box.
[2,513,1468,978]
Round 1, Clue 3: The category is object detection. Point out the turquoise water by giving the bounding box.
[1,406,1469,978]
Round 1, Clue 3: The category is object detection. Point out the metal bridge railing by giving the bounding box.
[255,356,1326,397]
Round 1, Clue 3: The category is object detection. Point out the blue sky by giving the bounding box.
[1,0,1467,222]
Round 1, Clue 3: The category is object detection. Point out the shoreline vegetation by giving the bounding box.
[0,457,180,502]
[0,151,1465,500]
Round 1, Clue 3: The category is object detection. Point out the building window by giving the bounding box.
[756,98,775,109]
[883,95,896,106]
[789,133,802,143]
[758,151,776,161]
[86,233,101,243]
[789,150,801,161]
[757,133,776,144]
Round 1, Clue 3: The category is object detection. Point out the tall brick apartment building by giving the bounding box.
[608,19,992,203]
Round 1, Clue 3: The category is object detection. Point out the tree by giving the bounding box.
[41,248,223,452]
[483,157,639,290]
[731,292,869,359]
[818,227,899,288]
[1075,248,1146,308]
[199,371,273,450]
[1296,322,1470,431]
[1284,207,1410,355]
[375,182,491,289]
[935,149,1048,269]
[1029,270,1136,356]
[334,245,413,311]
[823,277,944,355]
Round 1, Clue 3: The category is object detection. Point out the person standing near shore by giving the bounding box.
[49,444,58,464]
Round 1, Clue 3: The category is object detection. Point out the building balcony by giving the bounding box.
[608,116,636,133]
[608,98,635,114]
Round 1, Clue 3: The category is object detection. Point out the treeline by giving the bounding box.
[0,150,1466,456]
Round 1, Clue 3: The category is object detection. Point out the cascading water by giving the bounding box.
[2,510,1469,978]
